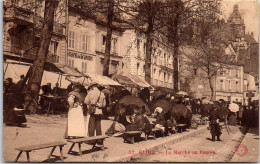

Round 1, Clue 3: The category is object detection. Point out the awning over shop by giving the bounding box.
[86,73,122,86]
[110,74,138,87]
[66,73,122,87]
[119,72,151,88]
[3,62,71,88]
[52,63,86,77]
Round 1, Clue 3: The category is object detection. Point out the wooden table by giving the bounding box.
[40,94,63,115]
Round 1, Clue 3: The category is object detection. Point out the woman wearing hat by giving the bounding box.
[64,84,86,138]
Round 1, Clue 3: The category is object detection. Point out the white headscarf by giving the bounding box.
[154,107,163,114]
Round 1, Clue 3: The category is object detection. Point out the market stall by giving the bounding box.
[66,73,122,87]
[3,62,71,89]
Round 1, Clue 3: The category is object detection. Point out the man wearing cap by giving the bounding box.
[209,104,222,141]
[84,84,106,143]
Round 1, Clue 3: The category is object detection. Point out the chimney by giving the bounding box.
[251,32,254,37]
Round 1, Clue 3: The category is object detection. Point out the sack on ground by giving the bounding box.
[114,122,126,132]
[190,121,198,129]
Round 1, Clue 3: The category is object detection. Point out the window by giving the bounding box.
[111,62,118,73]
[229,81,231,90]
[68,31,75,48]
[82,34,88,52]
[137,39,140,49]
[236,81,239,92]
[168,73,171,83]
[102,35,106,46]
[194,69,197,75]
[137,63,140,75]
[247,50,251,59]
[68,59,74,67]
[164,53,166,66]
[220,80,224,90]
[112,38,118,54]
[49,41,58,56]
[164,72,167,82]
[56,56,59,63]
[143,42,146,53]
[81,62,87,73]
[236,69,239,77]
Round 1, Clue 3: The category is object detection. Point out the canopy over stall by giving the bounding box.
[110,73,138,87]
[118,72,152,88]
[3,62,71,89]
[66,73,122,87]
[51,63,85,77]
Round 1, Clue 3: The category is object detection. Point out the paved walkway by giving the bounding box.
[3,114,206,162]
[231,127,259,162]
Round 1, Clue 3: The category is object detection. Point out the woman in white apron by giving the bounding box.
[64,85,86,138]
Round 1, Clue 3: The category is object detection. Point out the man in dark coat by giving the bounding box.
[209,105,222,141]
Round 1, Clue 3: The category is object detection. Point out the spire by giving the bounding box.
[228,4,244,25]
[233,4,238,12]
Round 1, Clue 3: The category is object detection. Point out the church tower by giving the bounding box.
[227,4,246,40]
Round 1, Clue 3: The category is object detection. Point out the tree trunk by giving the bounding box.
[144,18,153,84]
[26,0,58,91]
[103,0,114,76]
[173,14,180,91]
[208,77,214,101]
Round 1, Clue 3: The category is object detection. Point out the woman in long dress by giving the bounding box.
[64,85,86,138]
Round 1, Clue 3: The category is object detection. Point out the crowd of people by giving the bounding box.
[3,76,259,144]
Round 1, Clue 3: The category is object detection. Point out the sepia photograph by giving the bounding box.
[2,0,259,162]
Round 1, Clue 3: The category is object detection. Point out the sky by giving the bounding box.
[221,0,259,41]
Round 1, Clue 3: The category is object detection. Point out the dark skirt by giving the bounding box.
[229,113,237,126]
[4,109,27,125]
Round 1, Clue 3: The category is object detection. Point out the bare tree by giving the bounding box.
[182,24,235,100]
[116,0,168,84]
[164,0,222,90]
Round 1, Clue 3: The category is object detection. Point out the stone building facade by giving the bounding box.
[3,0,67,64]
[183,45,244,102]
[121,30,174,89]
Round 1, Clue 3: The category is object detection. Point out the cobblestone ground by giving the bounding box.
[135,125,250,162]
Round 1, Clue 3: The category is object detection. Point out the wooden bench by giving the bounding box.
[176,124,187,133]
[145,128,164,140]
[15,141,66,162]
[123,131,143,144]
[67,135,108,157]
[167,126,177,135]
